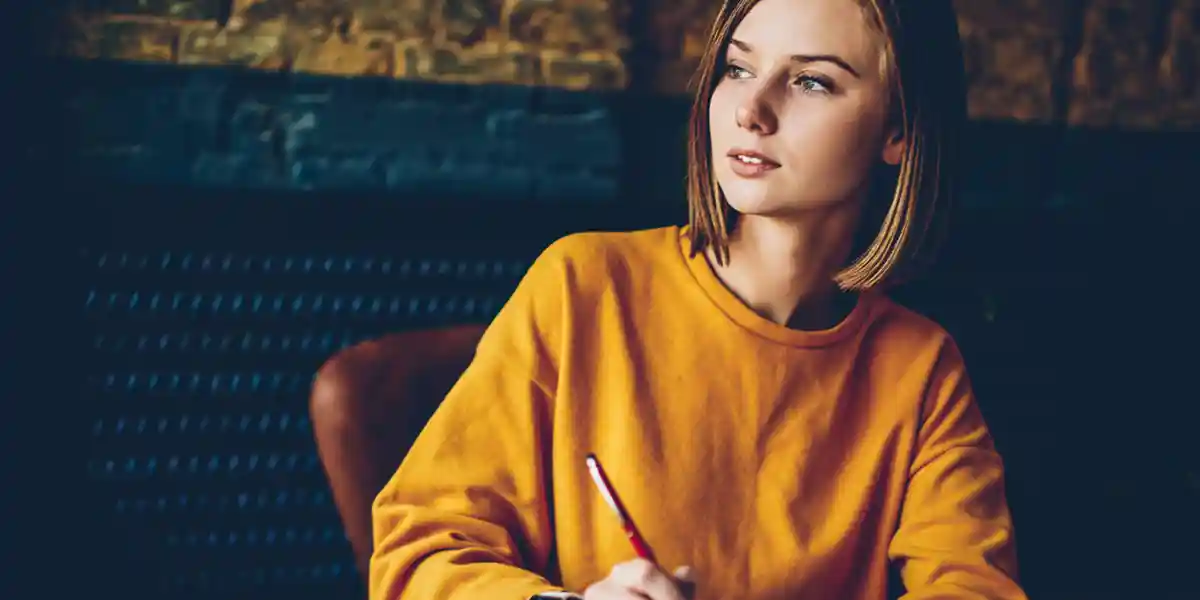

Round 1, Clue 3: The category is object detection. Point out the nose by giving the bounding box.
[735,89,777,135]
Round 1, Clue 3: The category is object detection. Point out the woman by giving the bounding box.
[371,0,1026,598]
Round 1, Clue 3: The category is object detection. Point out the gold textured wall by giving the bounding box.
[56,0,1200,129]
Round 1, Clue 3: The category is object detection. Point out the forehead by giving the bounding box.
[731,0,880,64]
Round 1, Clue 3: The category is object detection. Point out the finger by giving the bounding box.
[609,559,658,586]
[611,559,687,600]
[583,579,649,600]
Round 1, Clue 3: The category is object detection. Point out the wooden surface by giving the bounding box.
[54,0,1200,129]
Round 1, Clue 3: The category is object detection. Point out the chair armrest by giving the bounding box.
[309,325,486,578]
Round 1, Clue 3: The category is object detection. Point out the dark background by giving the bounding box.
[6,2,1199,600]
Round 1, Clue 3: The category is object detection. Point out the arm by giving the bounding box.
[369,242,573,600]
[888,340,1027,599]
[310,326,485,577]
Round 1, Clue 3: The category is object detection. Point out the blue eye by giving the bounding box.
[725,64,752,80]
[796,76,833,94]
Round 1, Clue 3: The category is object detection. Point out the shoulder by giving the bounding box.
[861,297,976,425]
[527,226,682,289]
[479,227,681,367]
[863,294,966,370]
[497,225,681,324]
[538,226,681,268]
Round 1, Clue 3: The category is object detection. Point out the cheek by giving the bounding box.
[779,106,880,163]
[707,87,737,146]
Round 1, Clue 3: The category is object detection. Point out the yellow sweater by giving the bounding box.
[371,226,1024,600]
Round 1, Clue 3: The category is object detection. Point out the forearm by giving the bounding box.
[371,541,565,600]
[368,363,561,599]
[892,341,1026,599]
[370,486,568,600]
[370,239,573,599]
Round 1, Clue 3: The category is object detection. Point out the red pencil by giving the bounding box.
[585,453,658,565]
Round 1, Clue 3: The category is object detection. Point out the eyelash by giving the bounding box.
[723,64,834,94]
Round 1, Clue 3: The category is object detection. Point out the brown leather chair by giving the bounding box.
[310,325,487,578]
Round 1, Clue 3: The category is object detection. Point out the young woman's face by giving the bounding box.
[709,0,903,219]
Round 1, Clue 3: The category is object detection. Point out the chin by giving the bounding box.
[722,190,799,217]
[724,198,775,217]
[719,179,772,211]
[724,186,858,219]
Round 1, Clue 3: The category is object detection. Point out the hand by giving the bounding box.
[583,559,696,600]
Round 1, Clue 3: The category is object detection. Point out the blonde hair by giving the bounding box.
[685,0,967,290]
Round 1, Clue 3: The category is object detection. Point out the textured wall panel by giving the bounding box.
[52,0,1200,128]
[1159,0,1200,126]
[49,0,1200,128]
[222,0,629,88]
[57,63,624,196]
[293,31,397,76]
[955,0,1070,122]
[646,0,718,94]
[178,21,290,69]
[68,17,181,62]
[1069,0,1165,128]
[83,245,533,597]
[75,0,225,20]
[1067,0,1200,129]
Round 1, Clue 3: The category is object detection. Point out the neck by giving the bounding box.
[708,208,862,329]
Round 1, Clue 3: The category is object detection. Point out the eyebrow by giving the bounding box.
[728,38,862,79]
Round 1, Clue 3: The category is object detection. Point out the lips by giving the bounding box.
[727,148,781,177]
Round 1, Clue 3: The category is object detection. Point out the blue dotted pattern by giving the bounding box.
[84,247,530,596]
[86,250,529,279]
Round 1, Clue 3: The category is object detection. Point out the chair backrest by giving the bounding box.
[309,325,487,578]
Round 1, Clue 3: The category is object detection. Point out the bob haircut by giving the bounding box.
[686,0,968,291]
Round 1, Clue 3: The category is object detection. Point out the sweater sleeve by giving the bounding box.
[369,240,574,600]
[888,340,1028,599]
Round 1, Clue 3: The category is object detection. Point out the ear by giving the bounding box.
[881,127,906,166]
